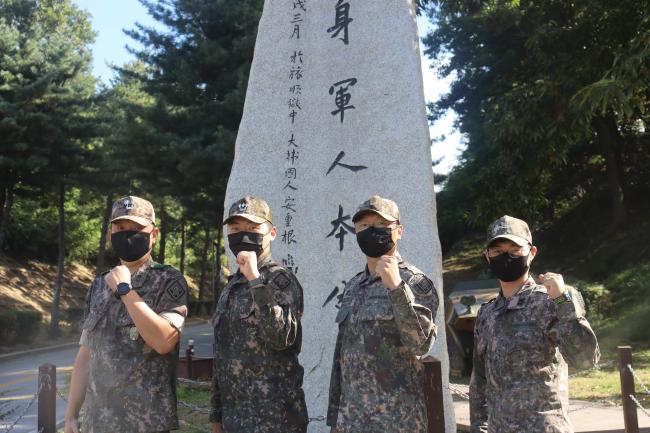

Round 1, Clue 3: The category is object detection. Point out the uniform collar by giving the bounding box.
[132,256,154,276]
[496,276,536,311]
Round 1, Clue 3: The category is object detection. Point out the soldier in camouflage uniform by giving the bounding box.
[327,196,438,433]
[64,196,188,433]
[470,215,600,433]
[210,197,308,433]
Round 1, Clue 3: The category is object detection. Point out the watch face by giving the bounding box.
[117,283,130,295]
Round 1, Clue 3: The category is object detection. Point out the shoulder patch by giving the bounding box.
[409,273,434,295]
[270,271,292,290]
[165,277,187,301]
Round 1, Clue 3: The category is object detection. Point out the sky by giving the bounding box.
[72,0,463,175]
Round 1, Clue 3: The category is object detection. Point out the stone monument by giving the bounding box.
[223,1,455,431]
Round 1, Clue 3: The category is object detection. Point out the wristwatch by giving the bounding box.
[553,290,572,305]
[115,282,131,299]
[248,275,266,289]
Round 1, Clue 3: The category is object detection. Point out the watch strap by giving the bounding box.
[553,291,571,305]
[248,276,266,289]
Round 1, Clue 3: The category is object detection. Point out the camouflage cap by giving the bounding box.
[486,215,532,247]
[223,196,273,225]
[352,195,400,223]
[111,196,155,226]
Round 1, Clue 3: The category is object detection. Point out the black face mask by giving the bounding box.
[228,231,266,257]
[356,226,395,258]
[487,252,530,282]
[111,230,152,262]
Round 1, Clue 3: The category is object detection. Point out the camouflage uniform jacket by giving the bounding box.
[327,256,439,433]
[80,258,188,433]
[210,255,308,433]
[470,278,600,433]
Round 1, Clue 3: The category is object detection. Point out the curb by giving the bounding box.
[0,342,80,362]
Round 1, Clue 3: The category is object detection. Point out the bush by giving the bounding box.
[0,311,18,345]
[0,310,43,345]
[573,281,611,321]
[63,308,85,326]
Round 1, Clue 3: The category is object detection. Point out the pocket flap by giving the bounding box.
[358,297,394,322]
[335,306,350,324]
[233,295,255,319]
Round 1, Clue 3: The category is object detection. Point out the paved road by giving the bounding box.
[0,322,213,433]
[452,384,650,433]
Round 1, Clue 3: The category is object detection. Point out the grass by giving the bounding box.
[176,384,212,433]
[569,348,650,407]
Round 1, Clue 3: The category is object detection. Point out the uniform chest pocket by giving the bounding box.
[231,295,256,322]
[510,321,544,351]
[357,296,394,322]
[113,314,146,353]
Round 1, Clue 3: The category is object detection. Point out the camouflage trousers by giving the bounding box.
[221,393,308,433]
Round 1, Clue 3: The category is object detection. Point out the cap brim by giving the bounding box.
[487,234,530,247]
[223,214,268,225]
[111,215,153,227]
[351,209,398,223]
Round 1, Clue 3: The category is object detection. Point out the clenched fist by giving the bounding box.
[538,272,566,300]
[237,251,261,281]
[104,265,131,293]
[375,255,402,290]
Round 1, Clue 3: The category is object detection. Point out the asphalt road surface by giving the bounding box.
[0,322,213,433]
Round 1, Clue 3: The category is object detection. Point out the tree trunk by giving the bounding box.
[0,184,15,252]
[180,219,186,275]
[593,116,626,227]
[157,203,167,263]
[95,194,113,275]
[50,181,66,336]
[198,224,211,303]
[212,226,222,302]
[0,187,5,228]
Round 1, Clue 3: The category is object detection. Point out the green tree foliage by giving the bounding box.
[124,0,262,223]
[120,0,262,298]
[0,0,97,333]
[423,0,650,247]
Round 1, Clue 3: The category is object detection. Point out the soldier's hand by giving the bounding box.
[375,255,402,290]
[104,265,131,292]
[211,422,223,433]
[64,417,80,433]
[236,251,260,281]
[539,272,566,299]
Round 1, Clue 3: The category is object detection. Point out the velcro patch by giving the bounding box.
[165,278,187,301]
[409,274,433,295]
[271,272,291,290]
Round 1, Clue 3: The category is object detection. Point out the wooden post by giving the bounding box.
[38,363,56,433]
[422,356,445,433]
[186,339,195,380]
[618,346,639,433]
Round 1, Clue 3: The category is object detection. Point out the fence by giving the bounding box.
[618,346,650,433]
[2,343,648,433]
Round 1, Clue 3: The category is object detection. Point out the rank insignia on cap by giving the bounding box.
[124,199,134,210]
[238,202,249,212]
